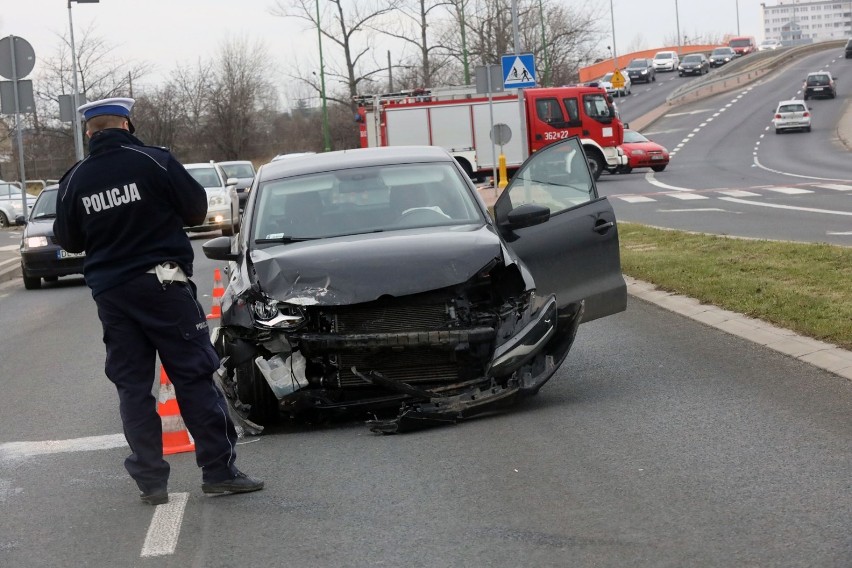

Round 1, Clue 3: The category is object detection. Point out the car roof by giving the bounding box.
[258,145,456,183]
[776,99,806,107]
[217,160,253,166]
[184,162,219,169]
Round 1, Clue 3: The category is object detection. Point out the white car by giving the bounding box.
[652,51,679,72]
[758,39,782,51]
[772,100,811,134]
[184,162,241,235]
[597,72,632,97]
[0,181,35,227]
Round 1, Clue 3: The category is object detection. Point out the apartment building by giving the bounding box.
[761,1,852,42]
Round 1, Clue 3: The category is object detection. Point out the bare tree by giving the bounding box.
[271,0,402,108]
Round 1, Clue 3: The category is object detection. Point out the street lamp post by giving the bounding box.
[67,0,98,161]
[736,0,741,36]
[315,0,330,152]
[675,0,681,55]
[609,0,618,67]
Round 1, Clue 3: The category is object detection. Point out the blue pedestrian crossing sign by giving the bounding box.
[501,54,536,89]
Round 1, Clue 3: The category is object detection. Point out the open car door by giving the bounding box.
[493,136,626,322]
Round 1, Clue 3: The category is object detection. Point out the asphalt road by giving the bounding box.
[1,238,850,567]
[598,48,852,246]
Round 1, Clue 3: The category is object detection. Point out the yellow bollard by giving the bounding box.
[497,154,508,189]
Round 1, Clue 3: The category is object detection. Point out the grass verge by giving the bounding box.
[618,223,852,351]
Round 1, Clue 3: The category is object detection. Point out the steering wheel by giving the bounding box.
[395,207,451,226]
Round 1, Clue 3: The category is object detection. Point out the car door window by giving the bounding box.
[562,98,581,126]
[502,137,595,215]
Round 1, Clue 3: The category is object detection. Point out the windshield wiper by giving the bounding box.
[33,213,57,219]
[255,236,318,244]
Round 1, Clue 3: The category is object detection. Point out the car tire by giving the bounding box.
[805,126,812,132]
[222,222,235,237]
[651,74,656,82]
[775,129,781,134]
[586,151,605,181]
[620,166,633,174]
[22,267,41,290]
[235,358,279,425]
[651,165,667,172]
[0,211,8,228]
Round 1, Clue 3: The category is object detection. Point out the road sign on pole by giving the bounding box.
[0,35,35,80]
[501,53,536,90]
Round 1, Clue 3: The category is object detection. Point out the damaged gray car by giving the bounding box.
[203,140,626,434]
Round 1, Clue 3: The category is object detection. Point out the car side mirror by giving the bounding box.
[623,122,630,129]
[202,235,238,261]
[15,215,26,226]
[226,177,239,187]
[504,203,550,230]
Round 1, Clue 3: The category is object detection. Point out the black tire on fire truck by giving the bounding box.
[584,147,605,181]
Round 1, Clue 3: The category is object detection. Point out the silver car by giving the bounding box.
[772,100,811,134]
[184,162,241,235]
[0,181,35,227]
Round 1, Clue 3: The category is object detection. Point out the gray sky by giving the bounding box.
[2,0,767,94]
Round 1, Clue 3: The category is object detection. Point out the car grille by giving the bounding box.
[303,297,495,388]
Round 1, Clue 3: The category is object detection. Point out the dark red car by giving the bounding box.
[617,129,669,173]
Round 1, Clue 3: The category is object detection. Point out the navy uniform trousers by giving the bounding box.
[94,272,238,493]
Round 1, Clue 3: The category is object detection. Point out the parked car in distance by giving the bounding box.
[846,39,852,59]
[772,100,811,134]
[19,185,85,290]
[217,160,256,212]
[709,47,737,67]
[652,51,679,72]
[677,53,710,76]
[617,129,670,173]
[758,39,782,51]
[184,162,240,236]
[202,141,626,434]
[803,71,836,100]
[626,58,656,83]
[728,36,756,56]
[596,71,632,97]
[0,181,35,228]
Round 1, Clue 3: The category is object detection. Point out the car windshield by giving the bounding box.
[31,189,58,219]
[627,60,648,68]
[655,53,672,59]
[622,130,649,143]
[252,162,484,243]
[220,163,255,178]
[187,167,222,188]
[729,39,751,47]
[683,55,702,63]
[601,73,613,81]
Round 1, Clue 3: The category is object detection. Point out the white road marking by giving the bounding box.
[827,231,852,235]
[719,197,852,216]
[141,492,189,557]
[0,434,127,460]
[665,192,709,200]
[718,190,760,197]
[0,245,19,252]
[666,109,714,117]
[813,184,852,191]
[752,157,852,182]
[616,195,656,203]
[657,208,729,213]
[765,187,813,195]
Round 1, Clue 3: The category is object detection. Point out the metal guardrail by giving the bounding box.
[666,40,847,105]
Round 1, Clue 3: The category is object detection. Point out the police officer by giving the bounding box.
[54,97,263,505]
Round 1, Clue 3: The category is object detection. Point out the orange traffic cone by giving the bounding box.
[157,366,196,455]
[207,268,224,320]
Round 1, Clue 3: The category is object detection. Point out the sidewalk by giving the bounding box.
[0,227,22,285]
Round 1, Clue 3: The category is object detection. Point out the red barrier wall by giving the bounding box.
[579,45,719,83]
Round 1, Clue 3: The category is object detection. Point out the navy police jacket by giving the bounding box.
[54,129,208,297]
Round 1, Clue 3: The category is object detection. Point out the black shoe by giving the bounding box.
[202,471,264,495]
[140,490,169,505]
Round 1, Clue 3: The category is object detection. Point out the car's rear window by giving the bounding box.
[807,75,830,85]
[778,104,805,113]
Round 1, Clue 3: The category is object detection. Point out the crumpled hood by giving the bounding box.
[249,224,504,305]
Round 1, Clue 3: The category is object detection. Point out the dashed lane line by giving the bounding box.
[141,492,189,557]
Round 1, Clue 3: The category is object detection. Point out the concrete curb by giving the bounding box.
[626,277,852,382]
[0,256,20,284]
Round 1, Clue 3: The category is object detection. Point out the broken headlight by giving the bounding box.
[251,298,306,330]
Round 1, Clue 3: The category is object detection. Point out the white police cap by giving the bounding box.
[78,97,135,120]
[78,97,135,133]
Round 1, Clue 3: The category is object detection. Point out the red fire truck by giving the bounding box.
[355,85,626,180]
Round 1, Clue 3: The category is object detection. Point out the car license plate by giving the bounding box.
[651,155,664,160]
[57,249,85,259]
[813,87,823,91]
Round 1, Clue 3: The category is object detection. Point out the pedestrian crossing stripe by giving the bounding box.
[612,183,850,204]
[766,187,813,195]
[666,193,708,200]
[812,184,852,191]
[718,190,760,197]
